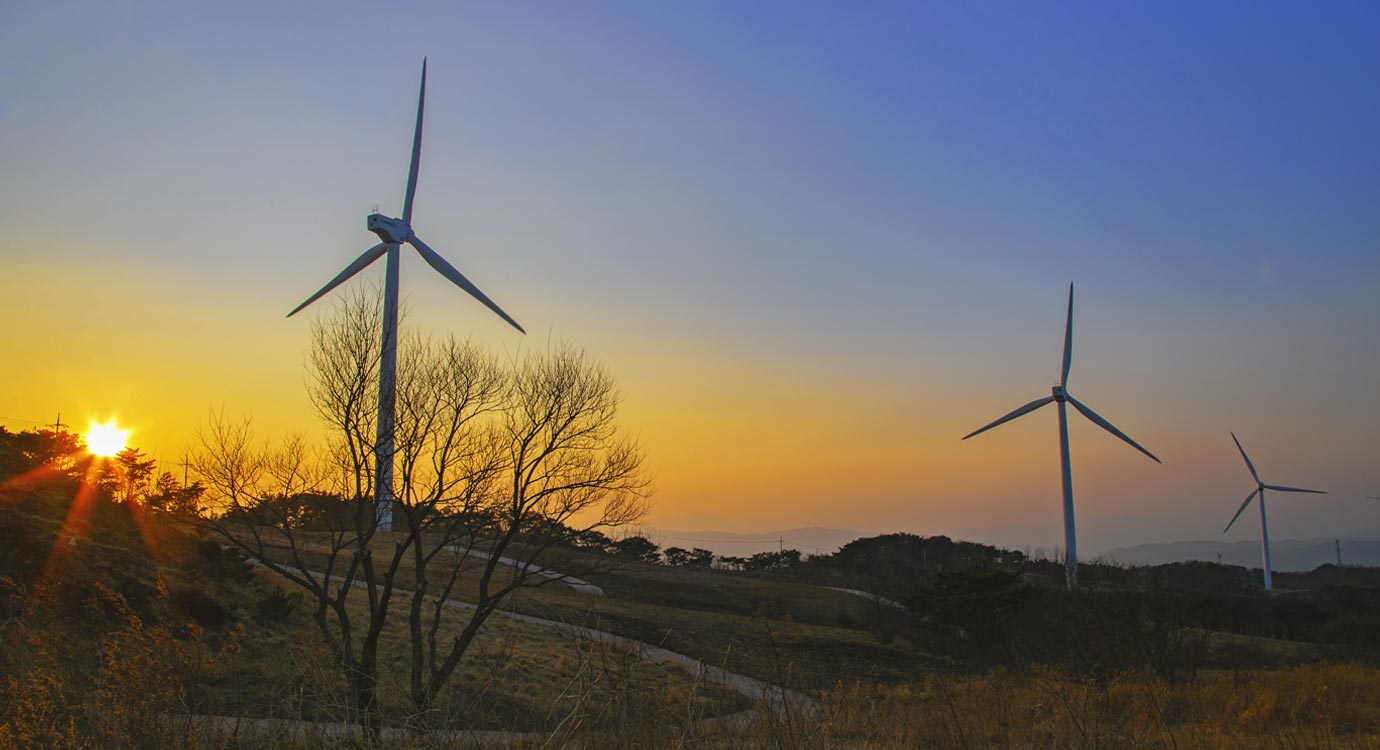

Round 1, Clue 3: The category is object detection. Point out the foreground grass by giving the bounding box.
[797,663,1380,750]
[525,663,1380,750]
[42,661,1374,749]
[7,566,1380,749]
[8,508,1380,749]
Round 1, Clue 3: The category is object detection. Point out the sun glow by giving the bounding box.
[85,419,130,457]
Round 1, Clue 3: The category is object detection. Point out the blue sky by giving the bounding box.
[2,2,1378,552]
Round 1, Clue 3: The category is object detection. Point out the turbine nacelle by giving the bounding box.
[1051,384,1067,402]
[367,213,412,245]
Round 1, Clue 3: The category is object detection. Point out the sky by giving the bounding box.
[2,1,1378,554]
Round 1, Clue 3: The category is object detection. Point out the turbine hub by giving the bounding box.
[1051,384,1067,402]
[367,213,412,245]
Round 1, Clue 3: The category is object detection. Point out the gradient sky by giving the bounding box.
[3,2,1378,553]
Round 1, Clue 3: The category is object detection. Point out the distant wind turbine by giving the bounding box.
[1222,433,1326,591]
[288,60,525,532]
[961,283,1160,589]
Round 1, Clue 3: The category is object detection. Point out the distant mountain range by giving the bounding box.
[1100,538,1380,571]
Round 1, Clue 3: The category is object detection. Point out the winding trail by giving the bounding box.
[445,544,604,596]
[184,557,813,745]
[826,586,907,611]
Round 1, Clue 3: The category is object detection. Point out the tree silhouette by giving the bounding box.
[612,534,660,563]
[144,471,205,515]
[0,426,83,479]
[191,289,650,734]
[664,546,714,568]
[99,448,155,505]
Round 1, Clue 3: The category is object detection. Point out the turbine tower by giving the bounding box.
[288,60,525,532]
[1223,433,1326,591]
[961,283,1160,589]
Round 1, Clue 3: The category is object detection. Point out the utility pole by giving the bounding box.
[50,413,64,434]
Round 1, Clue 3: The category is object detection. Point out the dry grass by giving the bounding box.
[10,518,1380,749]
[713,663,1380,750]
[9,565,1380,749]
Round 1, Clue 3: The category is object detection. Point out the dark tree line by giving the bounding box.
[0,426,205,516]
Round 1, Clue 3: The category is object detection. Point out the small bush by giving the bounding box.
[254,588,299,626]
[170,586,229,628]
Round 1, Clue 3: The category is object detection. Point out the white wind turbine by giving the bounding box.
[288,60,525,532]
[962,283,1160,589]
[1223,433,1326,591]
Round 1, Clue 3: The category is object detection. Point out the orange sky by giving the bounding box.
[3,3,1379,554]
[5,251,1373,554]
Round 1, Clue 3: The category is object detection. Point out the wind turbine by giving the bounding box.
[961,283,1160,589]
[1222,433,1326,591]
[288,60,525,532]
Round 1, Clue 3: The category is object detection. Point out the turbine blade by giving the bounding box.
[1368,496,1380,501]
[1066,394,1161,463]
[287,243,388,317]
[961,396,1055,441]
[1061,282,1074,387]
[1262,483,1326,495]
[1223,488,1260,533]
[402,58,427,226]
[1231,432,1260,482]
[408,234,525,334]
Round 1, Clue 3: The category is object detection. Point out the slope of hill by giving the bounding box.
[7,428,1380,748]
[0,447,753,745]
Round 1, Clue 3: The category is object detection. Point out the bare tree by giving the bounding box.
[191,288,650,735]
[412,343,650,712]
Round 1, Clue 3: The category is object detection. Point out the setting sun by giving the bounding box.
[85,419,130,457]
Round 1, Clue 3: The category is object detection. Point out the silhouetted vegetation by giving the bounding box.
[663,546,715,568]
[779,532,1020,606]
[610,533,661,563]
[5,426,1380,747]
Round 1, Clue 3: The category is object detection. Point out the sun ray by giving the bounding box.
[1,462,65,493]
[119,492,166,567]
[39,456,105,583]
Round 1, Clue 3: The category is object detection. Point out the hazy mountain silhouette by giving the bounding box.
[1102,538,1380,571]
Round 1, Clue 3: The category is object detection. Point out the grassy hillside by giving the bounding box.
[0,464,746,747]
[5,431,1380,748]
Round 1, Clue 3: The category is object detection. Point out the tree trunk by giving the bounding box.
[352,645,383,743]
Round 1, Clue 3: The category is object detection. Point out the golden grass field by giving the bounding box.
[6,512,1380,749]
